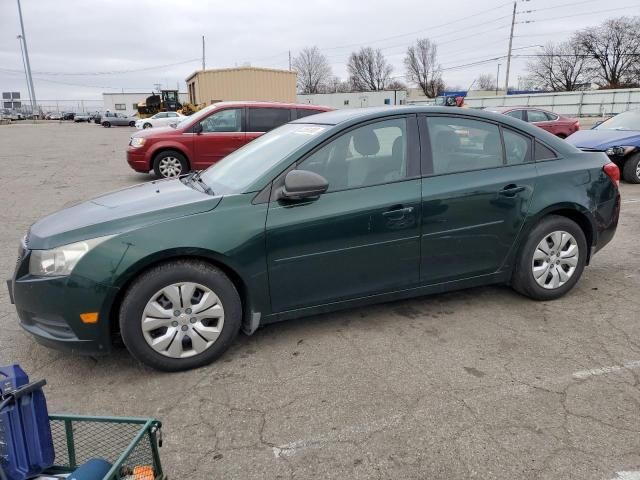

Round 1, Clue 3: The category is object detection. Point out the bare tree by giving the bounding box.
[347,47,393,91]
[321,76,351,93]
[525,42,591,91]
[292,47,332,94]
[404,38,442,98]
[386,79,407,91]
[575,17,640,88]
[475,74,497,91]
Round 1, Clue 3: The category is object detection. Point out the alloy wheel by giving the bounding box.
[531,231,579,289]
[158,156,182,177]
[141,282,225,359]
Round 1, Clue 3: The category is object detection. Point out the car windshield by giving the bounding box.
[595,110,640,131]
[199,123,328,195]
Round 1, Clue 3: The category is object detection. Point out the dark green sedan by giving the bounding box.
[8,107,620,371]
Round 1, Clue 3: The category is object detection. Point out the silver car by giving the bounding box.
[101,112,137,128]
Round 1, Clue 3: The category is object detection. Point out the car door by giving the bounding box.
[165,112,180,127]
[152,112,168,126]
[192,107,245,169]
[265,116,422,312]
[246,107,292,144]
[419,114,536,284]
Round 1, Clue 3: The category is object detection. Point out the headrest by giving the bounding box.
[352,128,380,156]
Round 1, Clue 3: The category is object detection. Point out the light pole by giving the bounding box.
[16,35,32,114]
[496,63,501,96]
[16,0,38,118]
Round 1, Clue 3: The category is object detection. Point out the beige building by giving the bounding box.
[186,67,297,105]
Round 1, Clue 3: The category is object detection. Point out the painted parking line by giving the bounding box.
[573,360,640,380]
[611,471,640,480]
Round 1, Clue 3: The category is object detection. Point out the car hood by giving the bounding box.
[566,129,640,150]
[28,179,221,249]
[131,125,181,138]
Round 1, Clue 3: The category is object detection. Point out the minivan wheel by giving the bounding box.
[512,215,587,301]
[153,151,189,178]
[119,260,242,371]
[622,154,640,184]
[102,121,111,128]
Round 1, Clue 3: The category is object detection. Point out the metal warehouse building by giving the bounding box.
[186,67,297,106]
[297,90,407,109]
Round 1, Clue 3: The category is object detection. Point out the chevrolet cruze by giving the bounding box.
[8,107,620,371]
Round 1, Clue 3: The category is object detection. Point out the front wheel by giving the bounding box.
[102,121,111,128]
[512,215,587,301]
[129,121,136,127]
[153,150,189,178]
[143,123,152,129]
[622,154,640,184]
[119,260,242,371]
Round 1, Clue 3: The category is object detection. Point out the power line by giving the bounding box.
[0,58,200,76]
[522,4,639,24]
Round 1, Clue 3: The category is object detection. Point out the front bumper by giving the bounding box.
[8,254,118,355]
[126,148,150,173]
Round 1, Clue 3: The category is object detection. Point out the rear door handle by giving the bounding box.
[382,206,414,218]
[499,184,526,196]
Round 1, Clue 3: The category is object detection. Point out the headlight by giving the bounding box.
[29,236,113,277]
[605,146,635,156]
[130,137,146,148]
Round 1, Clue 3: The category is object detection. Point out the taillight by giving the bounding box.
[603,162,620,186]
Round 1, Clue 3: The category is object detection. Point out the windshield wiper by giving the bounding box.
[188,171,214,196]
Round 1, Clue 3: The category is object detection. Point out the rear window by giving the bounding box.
[534,141,557,161]
[247,107,291,132]
[295,108,322,120]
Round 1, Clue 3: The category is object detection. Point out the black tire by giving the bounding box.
[622,154,640,184]
[143,123,152,129]
[119,260,242,371]
[102,121,111,128]
[153,150,189,178]
[512,215,587,301]
[129,121,136,127]
[556,133,567,139]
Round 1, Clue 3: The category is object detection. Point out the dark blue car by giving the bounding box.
[566,110,640,183]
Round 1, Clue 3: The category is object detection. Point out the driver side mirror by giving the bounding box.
[193,123,203,134]
[279,170,329,201]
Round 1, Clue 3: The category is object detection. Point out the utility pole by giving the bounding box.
[495,63,501,96]
[16,0,38,118]
[202,35,205,70]
[17,35,32,110]
[504,1,517,93]
[288,50,291,71]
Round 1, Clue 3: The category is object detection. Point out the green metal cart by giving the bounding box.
[42,414,165,480]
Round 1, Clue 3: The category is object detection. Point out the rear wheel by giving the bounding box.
[129,121,136,127]
[153,150,189,178]
[102,121,111,128]
[143,123,152,129]
[512,215,587,300]
[119,260,242,371]
[622,154,640,184]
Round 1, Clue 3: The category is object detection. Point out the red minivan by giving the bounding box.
[127,101,331,178]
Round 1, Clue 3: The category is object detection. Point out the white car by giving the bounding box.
[134,111,184,129]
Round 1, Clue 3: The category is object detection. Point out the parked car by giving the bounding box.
[8,106,620,371]
[566,109,640,183]
[73,112,91,122]
[484,107,580,138]
[47,112,62,120]
[135,111,185,130]
[102,112,136,128]
[127,101,331,178]
[62,112,75,121]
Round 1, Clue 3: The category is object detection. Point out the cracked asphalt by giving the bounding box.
[1,122,639,480]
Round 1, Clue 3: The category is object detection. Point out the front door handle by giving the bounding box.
[499,184,526,196]
[382,206,414,219]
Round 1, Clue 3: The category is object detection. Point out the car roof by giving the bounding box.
[211,101,330,111]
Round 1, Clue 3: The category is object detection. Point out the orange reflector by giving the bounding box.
[80,312,99,324]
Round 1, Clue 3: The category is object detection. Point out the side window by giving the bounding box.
[506,110,525,121]
[200,108,242,133]
[295,108,321,120]
[247,108,290,132]
[545,112,559,121]
[502,128,532,165]
[425,117,503,175]
[534,141,557,161]
[156,112,168,119]
[299,118,408,192]
[168,112,178,117]
[527,110,548,123]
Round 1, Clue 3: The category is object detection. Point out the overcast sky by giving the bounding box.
[0,0,637,108]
